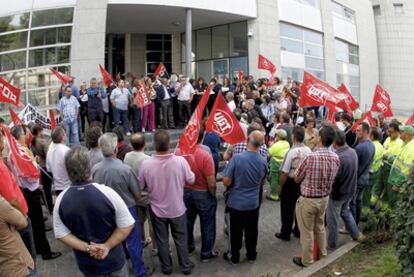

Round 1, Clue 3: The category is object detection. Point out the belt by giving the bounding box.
[301,194,329,199]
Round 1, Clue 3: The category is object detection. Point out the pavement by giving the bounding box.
[37,182,352,277]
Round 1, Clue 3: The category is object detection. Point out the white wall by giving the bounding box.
[332,15,358,45]
[107,0,257,18]
[278,0,322,32]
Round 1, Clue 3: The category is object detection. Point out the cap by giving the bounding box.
[400,125,414,135]
[275,129,287,139]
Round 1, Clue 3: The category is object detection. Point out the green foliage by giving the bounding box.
[393,166,414,276]
[363,205,394,243]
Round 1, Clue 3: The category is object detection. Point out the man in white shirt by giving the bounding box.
[226,92,236,112]
[175,76,194,127]
[110,80,131,136]
[46,126,71,196]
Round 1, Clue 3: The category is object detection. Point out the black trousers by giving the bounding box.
[40,169,54,213]
[23,189,51,255]
[280,177,300,238]
[227,206,259,263]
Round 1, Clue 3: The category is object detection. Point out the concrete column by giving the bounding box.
[124,33,131,74]
[247,0,280,78]
[171,33,181,74]
[107,34,113,75]
[70,0,108,85]
[185,8,192,78]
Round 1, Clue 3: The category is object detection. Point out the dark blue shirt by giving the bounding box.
[223,151,268,210]
[87,87,107,110]
[203,132,221,171]
[355,139,375,187]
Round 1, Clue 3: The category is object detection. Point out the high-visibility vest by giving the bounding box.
[383,137,403,165]
[268,140,290,163]
[388,139,414,187]
[370,140,384,173]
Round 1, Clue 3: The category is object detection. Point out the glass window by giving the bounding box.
[332,1,355,23]
[307,70,325,80]
[282,67,304,82]
[30,27,71,47]
[0,70,26,89]
[229,22,247,57]
[27,88,59,108]
[147,40,162,50]
[0,31,28,52]
[305,57,324,70]
[394,4,404,15]
[302,0,319,7]
[373,5,381,16]
[0,13,30,34]
[146,52,162,62]
[280,23,302,40]
[181,31,196,62]
[27,66,70,89]
[213,59,228,83]
[31,8,74,27]
[0,51,26,71]
[196,28,211,60]
[212,25,229,59]
[335,39,348,63]
[197,61,212,81]
[304,30,323,45]
[29,46,70,67]
[229,56,248,81]
[304,43,323,58]
[281,38,303,54]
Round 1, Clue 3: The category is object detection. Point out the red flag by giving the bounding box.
[351,111,375,132]
[153,63,167,79]
[0,125,39,179]
[8,107,23,125]
[178,85,212,154]
[300,71,348,109]
[49,68,72,84]
[371,85,393,117]
[338,83,359,110]
[205,93,245,144]
[258,54,276,74]
[0,77,21,107]
[326,102,339,125]
[99,64,113,86]
[405,113,414,125]
[49,110,56,130]
[237,70,244,81]
[135,80,151,108]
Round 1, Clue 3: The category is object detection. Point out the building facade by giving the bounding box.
[371,0,414,116]
[1,0,382,118]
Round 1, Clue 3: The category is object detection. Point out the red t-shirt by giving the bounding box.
[0,159,28,215]
[177,145,215,190]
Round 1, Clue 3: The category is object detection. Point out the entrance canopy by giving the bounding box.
[106,4,255,34]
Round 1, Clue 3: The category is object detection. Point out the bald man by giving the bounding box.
[222,130,268,265]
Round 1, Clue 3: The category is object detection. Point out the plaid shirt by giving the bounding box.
[232,142,268,158]
[295,147,340,198]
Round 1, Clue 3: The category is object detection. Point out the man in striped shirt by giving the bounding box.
[293,125,340,267]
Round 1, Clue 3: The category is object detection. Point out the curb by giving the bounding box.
[290,241,359,277]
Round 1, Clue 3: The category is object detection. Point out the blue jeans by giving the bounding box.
[126,206,146,277]
[326,198,361,249]
[64,120,80,145]
[113,108,130,133]
[184,189,217,259]
[132,106,141,132]
[350,186,364,225]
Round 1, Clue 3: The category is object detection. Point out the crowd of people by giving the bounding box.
[1,72,414,277]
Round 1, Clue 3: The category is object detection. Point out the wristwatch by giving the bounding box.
[85,244,91,254]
